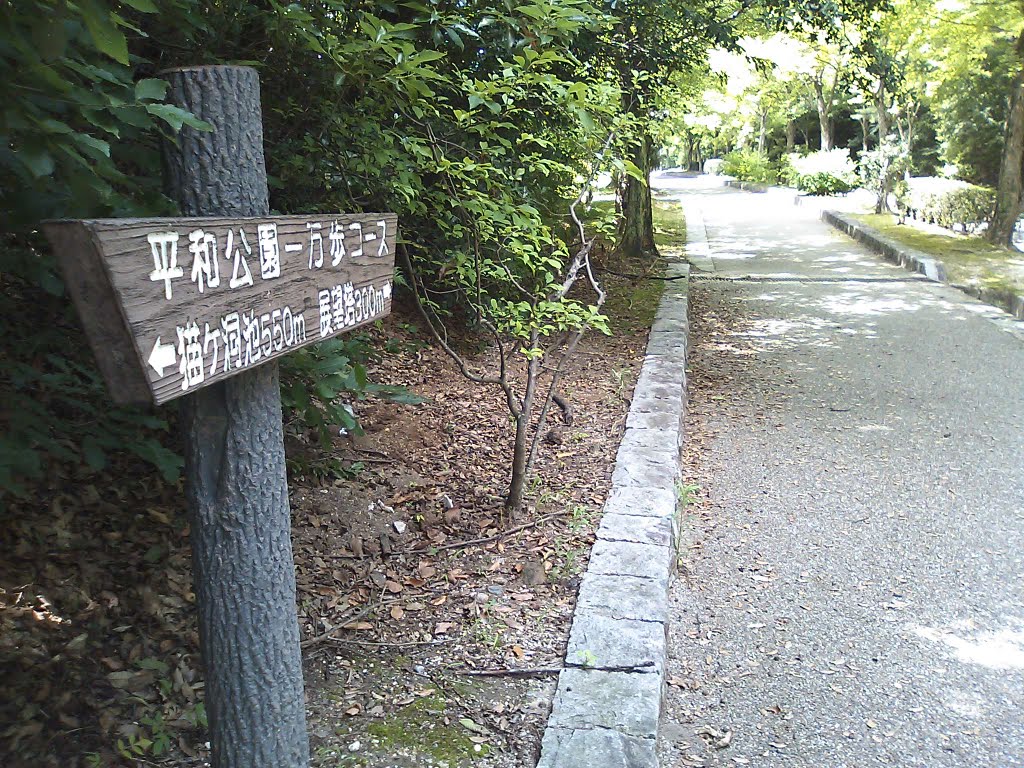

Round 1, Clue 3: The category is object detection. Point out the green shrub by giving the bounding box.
[897,177,995,233]
[786,149,858,196]
[795,172,855,195]
[721,149,778,184]
[859,138,911,211]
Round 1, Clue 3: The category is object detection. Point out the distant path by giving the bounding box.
[655,174,1024,767]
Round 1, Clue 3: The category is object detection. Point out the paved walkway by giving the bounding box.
[656,175,1024,767]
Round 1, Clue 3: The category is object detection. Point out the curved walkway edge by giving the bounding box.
[535,256,691,768]
[822,208,1024,320]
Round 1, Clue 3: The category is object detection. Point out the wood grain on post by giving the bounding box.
[44,213,396,405]
[162,65,310,768]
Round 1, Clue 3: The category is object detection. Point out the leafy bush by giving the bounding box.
[280,336,423,448]
[703,158,725,175]
[786,149,858,195]
[720,149,778,184]
[859,138,911,211]
[897,177,995,233]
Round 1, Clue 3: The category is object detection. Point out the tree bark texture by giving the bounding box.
[786,120,797,154]
[988,32,1024,247]
[162,65,309,768]
[162,67,270,219]
[874,82,890,142]
[813,79,834,151]
[617,131,656,258]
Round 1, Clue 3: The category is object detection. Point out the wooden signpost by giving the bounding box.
[44,213,395,405]
[43,66,394,767]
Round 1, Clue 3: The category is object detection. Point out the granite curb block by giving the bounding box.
[536,252,690,767]
[822,209,1024,321]
[723,179,767,193]
[822,209,946,282]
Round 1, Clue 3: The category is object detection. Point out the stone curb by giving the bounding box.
[536,252,690,767]
[822,209,1024,321]
[723,179,767,193]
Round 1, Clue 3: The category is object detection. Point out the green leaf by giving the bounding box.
[446,27,464,50]
[20,147,55,178]
[78,0,130,65]
[134,78,168,102]
[145,103,213,132]
[73,133,112,159]
[621,159,647,183]
[120,0,159,11]
[32,19,69,61]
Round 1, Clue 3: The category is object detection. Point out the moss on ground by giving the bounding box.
[365,693,490,765]
[587,199,685,334]
[850,213,1024,295]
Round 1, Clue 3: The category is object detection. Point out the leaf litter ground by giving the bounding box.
[0,202,685,768]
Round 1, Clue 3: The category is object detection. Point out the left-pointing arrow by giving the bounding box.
[148,336,176,377]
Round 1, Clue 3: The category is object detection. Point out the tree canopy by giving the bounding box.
[5,0,956,500]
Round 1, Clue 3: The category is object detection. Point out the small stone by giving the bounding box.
[474,592,489,603]
[393,520,407,534]
[348,741,361,752]
[487,585,505,595]
[520,559,547,586]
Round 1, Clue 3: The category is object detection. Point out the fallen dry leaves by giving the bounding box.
[1,247,663,767]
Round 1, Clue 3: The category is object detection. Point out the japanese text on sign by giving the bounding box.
[43,213,397,405]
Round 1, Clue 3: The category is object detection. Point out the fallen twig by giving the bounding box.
[456,660,655,677]
[595,265,688,281]
[405,511,564,555]
[300,591,397,649]
[323,637,451,649]
[341,454,394,465]
[457,666,563,678]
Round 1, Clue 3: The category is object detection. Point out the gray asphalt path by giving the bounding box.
[656,174,1024,768]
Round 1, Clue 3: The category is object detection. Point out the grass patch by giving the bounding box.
[653,198,687,252]
[584,199,686,333]
[850,213,1024,295]
[365,693,490,763]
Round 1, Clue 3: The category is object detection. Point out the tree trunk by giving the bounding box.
[162,65,309,768]
[860,113,871,152]
[617,129,656,257]
[874,82,890,141]
[813,78,834,150]
[757,109,769,155]
[505,411,529,514]
[786,120,797,153]
[988,31,1024,247]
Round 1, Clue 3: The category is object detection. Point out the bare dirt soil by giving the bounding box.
[0,216,676,767]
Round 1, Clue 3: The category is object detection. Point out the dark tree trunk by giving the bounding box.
[617,130,656,257]
[505,411,530,515]
[162,65,309,768]
[989,32,1024,247]
[786,120,797,153]
[757,109,769,155]
[860,113,871,152]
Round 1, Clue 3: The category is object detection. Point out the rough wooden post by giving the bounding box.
[161,65,310,768]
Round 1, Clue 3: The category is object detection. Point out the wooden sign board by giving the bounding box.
[44,213,397,405]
